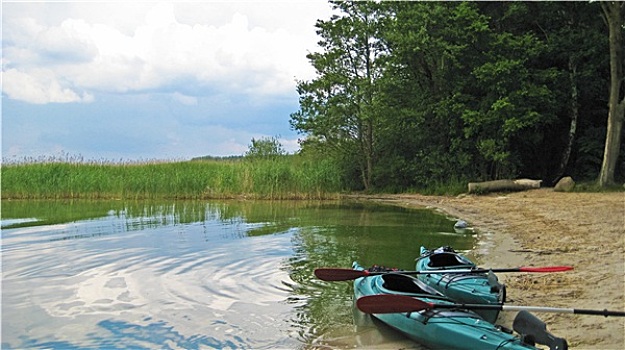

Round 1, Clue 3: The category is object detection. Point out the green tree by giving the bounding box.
[375,1,489,187]
[293,1,614,191]
[519,1,608,184]
[245,136,286,159]
[290,1,389,190]
[460,2,562,180]
[380,1,558,182]
[379,2,608,184]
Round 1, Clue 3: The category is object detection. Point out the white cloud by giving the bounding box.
[3,68,94,104]
[34,18,99,63]
[2,1,331,160]
[2,2,329,105]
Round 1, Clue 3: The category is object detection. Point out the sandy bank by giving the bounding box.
[355,189,624,349]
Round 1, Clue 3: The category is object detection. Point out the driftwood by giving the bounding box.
[467,179,542,194]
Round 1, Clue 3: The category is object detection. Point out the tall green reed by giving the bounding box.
[1,156,344,200]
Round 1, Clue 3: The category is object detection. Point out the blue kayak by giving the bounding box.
[416,246,505,323]
[352,262,540,350]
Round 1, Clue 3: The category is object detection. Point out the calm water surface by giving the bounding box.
[1,200,475,349]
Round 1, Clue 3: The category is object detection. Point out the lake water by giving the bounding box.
[1,200,475,349]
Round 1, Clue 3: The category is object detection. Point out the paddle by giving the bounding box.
[356,295,625,317]
[314,265,574,281]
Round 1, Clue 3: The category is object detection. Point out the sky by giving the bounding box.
[1,1,334,161]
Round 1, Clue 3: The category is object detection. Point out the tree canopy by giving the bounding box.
[245,136,286,159]
[291,1,622,191]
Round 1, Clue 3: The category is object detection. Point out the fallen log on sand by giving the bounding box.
[468,179,542,194]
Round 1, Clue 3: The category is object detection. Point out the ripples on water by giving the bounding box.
[1,201,473,349]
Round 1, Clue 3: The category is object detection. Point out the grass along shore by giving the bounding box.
[3,155,621,200]
[1,157,344,200]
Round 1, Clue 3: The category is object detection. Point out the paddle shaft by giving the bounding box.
[356,295,625,317]
[314,265,573,281]
[440,303,625,317]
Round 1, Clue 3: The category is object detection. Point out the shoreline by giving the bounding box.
[354,189,624,349]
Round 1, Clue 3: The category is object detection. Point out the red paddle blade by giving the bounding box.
[314,268,369,281]
[518,266,574,273]
[357,295,432,314]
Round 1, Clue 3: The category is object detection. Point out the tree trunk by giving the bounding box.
[365,118,374,190]
[599,2,625,187]
[467,179,542,194]
[554,57,579,184]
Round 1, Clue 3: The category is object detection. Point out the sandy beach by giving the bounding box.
[356,189,624,349]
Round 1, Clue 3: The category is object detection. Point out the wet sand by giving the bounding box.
[356,189,624,349]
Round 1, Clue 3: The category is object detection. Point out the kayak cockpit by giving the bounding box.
[381,273,445,297]
[427,252,475,268]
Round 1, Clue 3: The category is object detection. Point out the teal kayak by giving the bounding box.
[416,246,505,323]
[352,262,549,350]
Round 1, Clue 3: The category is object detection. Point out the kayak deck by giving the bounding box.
[416,246,505,323]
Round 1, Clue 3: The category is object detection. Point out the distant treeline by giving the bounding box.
[190,155,243,162]
[1,155,344,200]
[290,1,624,191]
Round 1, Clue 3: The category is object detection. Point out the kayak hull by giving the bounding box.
[416,246,505,323]
[352,262,536,350]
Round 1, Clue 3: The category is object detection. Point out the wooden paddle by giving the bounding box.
[356,294,625,317]
[314,265,574,281]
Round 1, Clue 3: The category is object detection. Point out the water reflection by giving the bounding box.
[2,200,474,349]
